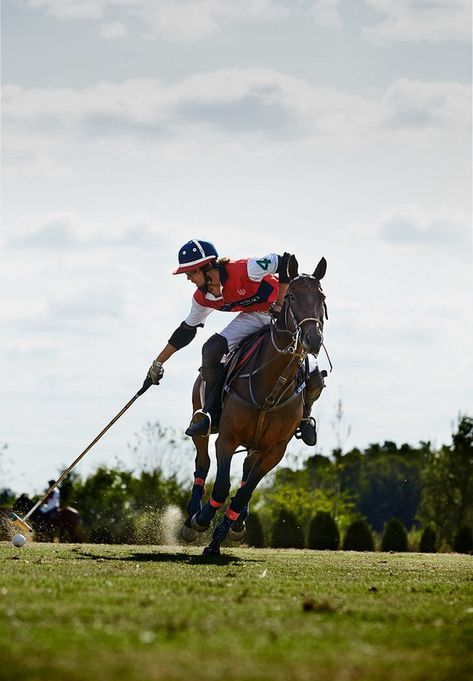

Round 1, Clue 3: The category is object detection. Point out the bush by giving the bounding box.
[271,509,305,548]
[381,518,408,552]
[245,512,265,547]
[419,526,437,553]
[343,519,374,551]
[453,525,473,554]
[0,488,15,510]
[308,511,340,550]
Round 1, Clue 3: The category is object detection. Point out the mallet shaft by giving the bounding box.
[12,377,152,529]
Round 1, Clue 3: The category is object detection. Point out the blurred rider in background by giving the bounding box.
[38,480,60,523]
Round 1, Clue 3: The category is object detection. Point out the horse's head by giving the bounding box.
[281,255,327,355]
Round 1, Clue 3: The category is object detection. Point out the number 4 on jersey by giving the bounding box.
[256,258,271,270]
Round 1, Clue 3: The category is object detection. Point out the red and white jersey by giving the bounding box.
[185,254,280,327]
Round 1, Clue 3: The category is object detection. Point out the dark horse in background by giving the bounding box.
[181,255,328,555]
[13,495,82,542]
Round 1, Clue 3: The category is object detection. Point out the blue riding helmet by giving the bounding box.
[173,239,219,275]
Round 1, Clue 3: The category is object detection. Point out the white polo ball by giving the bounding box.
[12,534,26,548]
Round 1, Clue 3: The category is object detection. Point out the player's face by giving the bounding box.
[186,269,206,287]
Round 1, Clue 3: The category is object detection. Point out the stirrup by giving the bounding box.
[185,409,212,437]
[295,416,317,445]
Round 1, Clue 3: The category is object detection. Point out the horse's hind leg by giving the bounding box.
[187,436,211,516]
[192,433,238,543]
[229,450,260,542]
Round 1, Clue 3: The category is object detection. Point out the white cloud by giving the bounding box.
[310,0,342,31]
[2,132,73,179]
[353,205,473,262]
[2,212,167,251]
[2,71,469,175]
[131,0,288,42]
[27,0,105,20]
[47,284,125,319]
[25,0,288,41]
[100,20,128,39]
[23,0,471,43]
[363,0,471,44]
[380,78,470,142]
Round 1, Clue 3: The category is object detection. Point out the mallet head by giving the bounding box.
[8,513,33,533]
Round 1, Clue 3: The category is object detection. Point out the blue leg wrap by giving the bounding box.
[213,516,233,544]
[187,485,204,516]
[198,501,218,526]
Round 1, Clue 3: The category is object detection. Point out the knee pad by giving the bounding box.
[201,334,229,382]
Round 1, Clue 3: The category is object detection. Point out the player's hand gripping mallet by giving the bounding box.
[9,376,153,533]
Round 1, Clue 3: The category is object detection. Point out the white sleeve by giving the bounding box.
[40,495,58,513]
[184,297,214,327]
[246,253,279,281]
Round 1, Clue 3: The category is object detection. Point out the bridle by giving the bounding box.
[270,274,327,357]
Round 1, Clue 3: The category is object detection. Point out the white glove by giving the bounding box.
[148,360,164,385]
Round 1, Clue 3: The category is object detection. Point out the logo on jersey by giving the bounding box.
[237,288,246,295]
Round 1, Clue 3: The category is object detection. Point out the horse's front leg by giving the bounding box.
[228,449,260,542]
[206,443,287,555]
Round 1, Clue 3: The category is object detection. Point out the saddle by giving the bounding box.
[207,326,309,433]
[202,326,271,434]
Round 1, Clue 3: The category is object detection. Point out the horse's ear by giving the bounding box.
[288,254,299,279]
[313,257,327,280]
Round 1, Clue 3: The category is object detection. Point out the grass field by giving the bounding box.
[1,542,472,681]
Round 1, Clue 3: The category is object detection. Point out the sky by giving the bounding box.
[1,0,472,495]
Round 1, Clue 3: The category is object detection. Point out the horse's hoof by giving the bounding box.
[180,522,198,543]
[190,513,210,533]
[229,521,246,542]
[203,543,221,556]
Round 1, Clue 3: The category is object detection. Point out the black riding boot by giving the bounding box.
[185,380,221,437]
[185,333,228,438]
[295,368,326,446]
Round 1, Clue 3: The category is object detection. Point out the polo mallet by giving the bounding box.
[9,376,153,533]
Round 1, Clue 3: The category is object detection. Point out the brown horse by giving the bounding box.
[180,255,328,555]
[13,494,82,542]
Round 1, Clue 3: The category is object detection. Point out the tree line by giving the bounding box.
[1,415,472,552]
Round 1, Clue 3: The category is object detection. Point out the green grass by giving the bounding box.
[1,542,472,681]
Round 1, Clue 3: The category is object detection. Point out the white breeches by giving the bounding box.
[218,312,319,374]
[218,311,271,351]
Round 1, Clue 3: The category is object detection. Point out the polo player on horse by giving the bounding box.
[146,240,325,444]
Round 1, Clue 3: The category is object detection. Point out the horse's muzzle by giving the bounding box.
[300,323,323,355]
